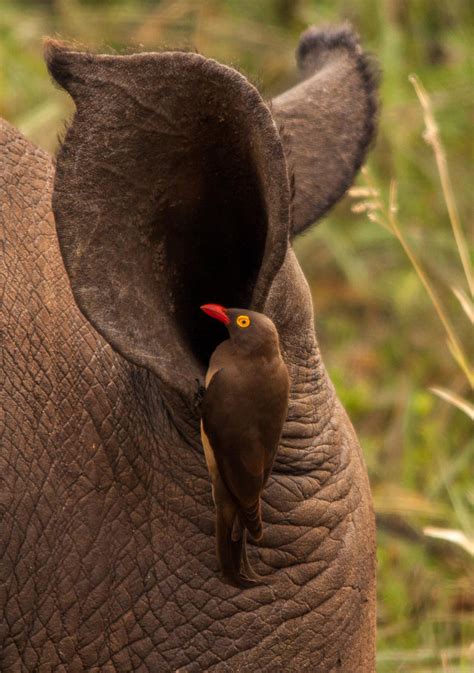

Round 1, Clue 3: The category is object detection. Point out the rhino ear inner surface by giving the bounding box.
[45,41,290,397]
[271,25,379,236]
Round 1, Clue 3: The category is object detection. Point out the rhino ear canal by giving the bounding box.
[44,40,289,397]
[271,24,380,237]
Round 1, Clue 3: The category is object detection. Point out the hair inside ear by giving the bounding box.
[47,46,289,393]
[149,131,268,365]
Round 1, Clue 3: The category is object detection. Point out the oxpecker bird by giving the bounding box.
[200,304,290,587]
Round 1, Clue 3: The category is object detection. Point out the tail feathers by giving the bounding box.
[240,500,262,540]
[213,477,263,587]
[216,509,257,588]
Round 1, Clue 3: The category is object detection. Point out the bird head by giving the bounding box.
[200,304,280,356]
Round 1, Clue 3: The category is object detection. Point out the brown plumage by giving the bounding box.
[200,305,290,587]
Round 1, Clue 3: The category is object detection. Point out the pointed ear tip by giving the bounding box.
[297,24,360,63]
[43,38,84,90]
[297,23,381,103]
[43,37,67,64]
[297,23,380,78]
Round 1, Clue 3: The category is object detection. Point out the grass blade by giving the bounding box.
[409,74,473,298]
[452,286,474,324]
[430,386,474,420]
[423,527,474,556]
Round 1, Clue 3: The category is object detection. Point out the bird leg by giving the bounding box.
[231,515,242,541]
[241,529,265,582]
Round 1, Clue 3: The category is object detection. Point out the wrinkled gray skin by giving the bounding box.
[1,26,378,673]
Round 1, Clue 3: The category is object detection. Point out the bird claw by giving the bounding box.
[242,560,262,582]
[235,573,259,589]
[194,380,206,408]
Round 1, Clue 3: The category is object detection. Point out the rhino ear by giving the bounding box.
[271,25,379,236]
[45,40,289,396]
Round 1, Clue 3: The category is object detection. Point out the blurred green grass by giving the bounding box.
[1,0,472,669]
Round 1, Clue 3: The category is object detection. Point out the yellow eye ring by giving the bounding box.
[236,315,251,328]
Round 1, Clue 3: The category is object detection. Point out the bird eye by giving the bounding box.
[236,315,251,328]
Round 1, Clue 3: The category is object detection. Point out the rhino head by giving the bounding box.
[1,25,379,672]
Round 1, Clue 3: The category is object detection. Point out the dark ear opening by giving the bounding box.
[45,41,290,396]
[271,25,379,236]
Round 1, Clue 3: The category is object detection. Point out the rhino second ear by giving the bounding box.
[272,25,379,236]
[45,41,290,397]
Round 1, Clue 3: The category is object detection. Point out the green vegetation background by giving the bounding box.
[1,1,472,670]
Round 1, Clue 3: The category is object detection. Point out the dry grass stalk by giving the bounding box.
[429,386,474,420]
[349,75,474,568]
[423,527,474,556]
[355,167,473,386]
[409,74,473,299]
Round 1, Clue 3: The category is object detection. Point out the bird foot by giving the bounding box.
[234,573,260,589]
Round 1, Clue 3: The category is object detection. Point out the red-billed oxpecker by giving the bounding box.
[200,304,290,587]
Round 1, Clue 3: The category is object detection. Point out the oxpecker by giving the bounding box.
[200,304,290,587]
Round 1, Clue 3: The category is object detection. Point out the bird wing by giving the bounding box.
[205,339,233,387]
[202,367,267,512]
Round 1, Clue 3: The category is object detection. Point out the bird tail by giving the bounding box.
[239,500,262,540]
[214,477,263,587]
[216,507,257,588]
